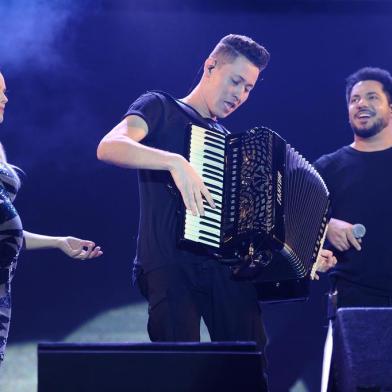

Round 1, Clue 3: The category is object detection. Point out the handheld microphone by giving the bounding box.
[352,223,366,239]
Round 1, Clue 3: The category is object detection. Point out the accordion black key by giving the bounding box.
[180,124,330,301]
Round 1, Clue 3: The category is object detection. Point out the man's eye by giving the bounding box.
[231,79,240,85]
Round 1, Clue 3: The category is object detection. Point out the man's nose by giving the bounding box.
[0,94,8,104]
[232,90,240,103]
[233,87,245,104]
[357,97,369,108]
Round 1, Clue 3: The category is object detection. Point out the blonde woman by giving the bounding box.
[0,72,102,363]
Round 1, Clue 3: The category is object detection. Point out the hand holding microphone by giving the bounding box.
[326,218,366,252]
[311,221,365,280]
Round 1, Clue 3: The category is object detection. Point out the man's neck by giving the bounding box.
[181,85,216,120]
[351,126,392,152]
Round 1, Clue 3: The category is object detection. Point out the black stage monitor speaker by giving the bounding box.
[334,308,392,392]
[38,341,267,392]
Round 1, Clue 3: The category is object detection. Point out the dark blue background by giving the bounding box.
[2,0,391,390]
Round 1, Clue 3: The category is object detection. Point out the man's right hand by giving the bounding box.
[169,155,215,216]
[327,218,362,252]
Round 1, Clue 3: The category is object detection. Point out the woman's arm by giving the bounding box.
[23,231,103,260]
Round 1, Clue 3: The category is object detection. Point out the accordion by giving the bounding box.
[180,124,330,301]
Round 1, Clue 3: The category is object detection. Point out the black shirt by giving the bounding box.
[124,91,226,273]
[314,145,392,294]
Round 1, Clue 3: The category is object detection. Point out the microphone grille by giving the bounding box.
[352,223,366,239]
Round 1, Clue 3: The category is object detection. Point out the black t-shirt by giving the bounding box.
[314,145,392,294]
[124,91,227,273]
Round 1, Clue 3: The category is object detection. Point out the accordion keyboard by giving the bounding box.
[184,125,226,248]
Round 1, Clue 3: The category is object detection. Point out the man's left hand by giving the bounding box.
[310,249,337,280]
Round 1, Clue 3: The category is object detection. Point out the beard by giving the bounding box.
[351,116,388,139]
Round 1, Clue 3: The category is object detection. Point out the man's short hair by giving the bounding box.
[346,67,392,104]
[210,34,270,71]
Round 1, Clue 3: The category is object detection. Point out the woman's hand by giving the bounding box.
[57,237,103,260]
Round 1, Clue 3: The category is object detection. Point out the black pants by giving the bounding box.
[136,260,267,351]
[335,279,392,309]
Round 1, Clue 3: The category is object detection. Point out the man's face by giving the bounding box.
[0,73,8,124]
[203,55,260,119]
[348,80,392,139]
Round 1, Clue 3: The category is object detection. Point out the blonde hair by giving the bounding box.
[0,142,21,190]
[0,72,22,190]
[0,142,8,162]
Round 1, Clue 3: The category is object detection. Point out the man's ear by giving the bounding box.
[204,58,217,75]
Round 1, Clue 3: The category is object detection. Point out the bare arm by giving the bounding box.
[23,231,102,260]
[97,115,214,215]
[97,115,179,170]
